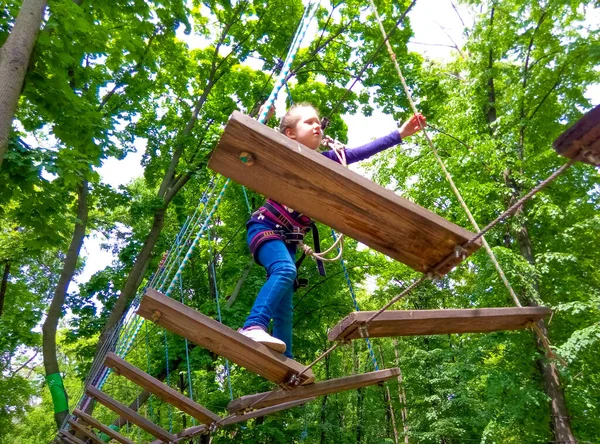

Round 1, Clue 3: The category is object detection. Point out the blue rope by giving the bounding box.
[241,186,253,215]
[163,329,173,433]
[178,267,196,426]
[285,82,294,106]
[209,234,234,401]
[331,229,379,371]
[145,320,153,421]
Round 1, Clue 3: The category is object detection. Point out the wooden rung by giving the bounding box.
[67,418,104,444]
[208,111,482,275]
[328,307,552,341]
[86,386,175,443]
[59,431,86,444]
[227,368,400,413]
[138,288,315,386]
[104,352,220,424]
[149,398,315,444]
[72,409,135,444]
[554,104,600,166]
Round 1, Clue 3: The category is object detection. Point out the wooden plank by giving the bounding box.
[86,386,175,443]
[208,111,482,275]
[73,409,135,444]
[138,288,315,386]
[328,307,552,342]
[227,368,400,413]
[59,431,86,444]
[104,352,220,424]
[149,398,315,444]
[67,418,104,444]
[553,104,600,165]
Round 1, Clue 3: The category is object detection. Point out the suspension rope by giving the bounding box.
[332,229,379,371]
[366,0,572,360]
[163,328,173,433]
[208,232,234,401]
[178,261,196,426]
[145,320,154,421]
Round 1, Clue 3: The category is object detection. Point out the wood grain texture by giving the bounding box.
[553,104,600,165]
[105,352,220,424]
[328,307,552,341]
[208,111,482,275]
[86,386,175,443]
[67,419,104,444]
[138,289,314,385]
[227,368,400,413]
[149,399,315,444]
[73,409,135,444]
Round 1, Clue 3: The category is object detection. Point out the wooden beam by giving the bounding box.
[73,409,135,444]
[149,398,315,444]
[328,307,552,342]
[59,431,86,444]
[554,104,600,166]
[227,368,400,413]
[67,418,104,444]
[86,386,175,443]
[104,352,220,424]
[138,288,315,386]
[208,111,482,275]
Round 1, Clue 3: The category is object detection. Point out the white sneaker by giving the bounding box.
[239,327,286,354]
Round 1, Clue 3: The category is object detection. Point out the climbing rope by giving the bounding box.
[366,0,572,360]
[332,229,379,371]
[208,232,234,401]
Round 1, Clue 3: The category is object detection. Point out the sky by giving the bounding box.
[75,0,598,290]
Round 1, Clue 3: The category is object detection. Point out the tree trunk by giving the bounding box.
[42,179,89,429]
[516,219,576,443]
[0,0,47,168]
[0,261,10,316]
[393,339,410,443]
[482,5,576,439]
[96,207,165,358]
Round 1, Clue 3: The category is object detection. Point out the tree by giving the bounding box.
[0,0,47,168]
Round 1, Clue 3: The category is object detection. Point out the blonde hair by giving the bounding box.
[278,103,319,135]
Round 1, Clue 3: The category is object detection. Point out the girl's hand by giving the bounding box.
[399,113,427,139]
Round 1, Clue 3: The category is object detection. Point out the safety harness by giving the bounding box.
[249,200,326,291]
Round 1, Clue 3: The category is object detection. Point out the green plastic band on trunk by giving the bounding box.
[99,425,119,442]
[45,373,69,413]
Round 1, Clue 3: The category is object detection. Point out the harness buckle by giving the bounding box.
[283,227,305,244]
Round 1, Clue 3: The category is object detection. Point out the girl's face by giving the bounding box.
[284,107,322,150]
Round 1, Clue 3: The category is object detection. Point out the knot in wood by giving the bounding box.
[152,310,162,322]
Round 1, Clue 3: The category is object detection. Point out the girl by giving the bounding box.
[240,104,426,358]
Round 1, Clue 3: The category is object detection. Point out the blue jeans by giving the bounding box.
[244,222,297,358]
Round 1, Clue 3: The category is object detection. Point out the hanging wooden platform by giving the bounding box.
[138,289,315,386]
[104,352,220,425]
[72,409,135,444]
[328,307,552,342]
[208,111,482,275]
[227,368,400,413]
[86,386,175,443]
[554,104,600,166]
[67,418,104,444]
[148,398,315,444]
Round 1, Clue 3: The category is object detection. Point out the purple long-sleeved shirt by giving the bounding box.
[248,130,402,231]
